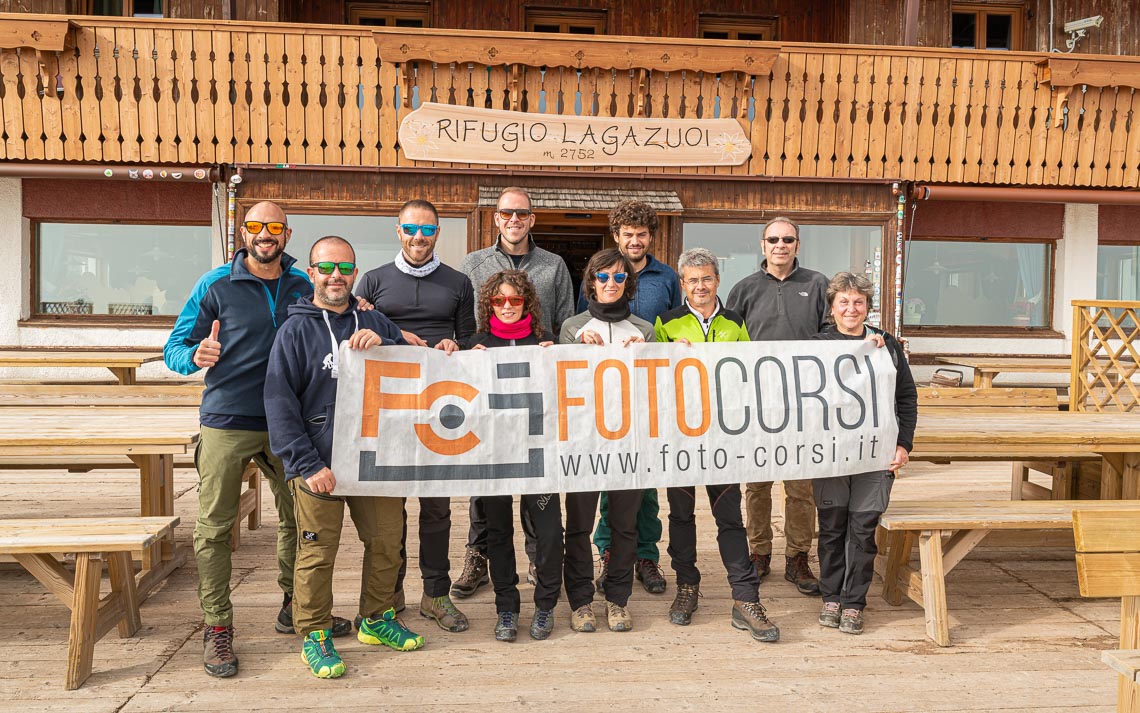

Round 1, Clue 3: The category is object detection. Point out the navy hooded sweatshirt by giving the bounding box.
[164,248,312,429]
[264,297,406,481]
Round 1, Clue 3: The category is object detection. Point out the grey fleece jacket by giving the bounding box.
[459,237,576,336]
[725,259,829,341]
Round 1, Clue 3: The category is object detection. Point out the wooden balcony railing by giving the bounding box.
[2,15,1140,187]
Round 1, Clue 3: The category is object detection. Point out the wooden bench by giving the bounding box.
[0,516,179,689]
[876,500,1140,647]
[0,383,204,406]
[916,387,1095,500]
[1073,508,1140,712]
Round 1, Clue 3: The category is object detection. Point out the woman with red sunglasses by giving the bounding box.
[464,270,561,643]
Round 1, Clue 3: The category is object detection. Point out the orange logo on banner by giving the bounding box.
[361,360,482,456]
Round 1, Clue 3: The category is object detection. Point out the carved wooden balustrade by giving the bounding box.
[2,14,1139,186]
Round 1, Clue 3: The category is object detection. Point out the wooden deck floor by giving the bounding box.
[0,463,1120,712]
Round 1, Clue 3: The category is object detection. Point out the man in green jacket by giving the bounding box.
[653,247,779,642]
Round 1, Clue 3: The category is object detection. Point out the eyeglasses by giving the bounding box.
[595,272,628,284]
[683,276,718,287]
[497,208,533,220]
[764,236,798,245]
[310,261,356,275]
[244,220,287,235]
[399,223,439,237]
[490,295,525,308]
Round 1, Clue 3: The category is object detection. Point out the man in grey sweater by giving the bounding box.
[725,216,828,597]
[454,186,575,597]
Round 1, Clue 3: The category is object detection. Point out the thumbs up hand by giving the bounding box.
[193,320,223,368]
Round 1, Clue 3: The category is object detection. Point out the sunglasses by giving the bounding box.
[497,208,533,220]
[764,236,798,244]
[595,272,628,284]
[244,220,287,235]
[490,295,525,308]
[310,261,355,275]
[399,223,439,237]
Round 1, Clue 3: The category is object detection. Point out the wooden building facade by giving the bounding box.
[0,0,1138,380]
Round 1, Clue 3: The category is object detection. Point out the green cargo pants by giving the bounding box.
[194,425,296,627]
[290,479,404,637]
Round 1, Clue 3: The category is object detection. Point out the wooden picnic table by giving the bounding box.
[0,349,165,385]
[913,411,1140,499]
[934,356,1076,388]
[0,406,200,596]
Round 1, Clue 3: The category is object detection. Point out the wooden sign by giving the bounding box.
[398,103,751,167]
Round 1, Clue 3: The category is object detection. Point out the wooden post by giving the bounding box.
[66,553,103,690]
[918,530,951,646]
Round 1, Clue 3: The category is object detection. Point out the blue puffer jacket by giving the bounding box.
[164,248,312,427]
[264,297,406,481]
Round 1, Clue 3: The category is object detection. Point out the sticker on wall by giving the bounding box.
[193,169,207,180]
[142,169,154,180]
[103,169,114,178]
[171,172,183,180]
[128,169,139,179]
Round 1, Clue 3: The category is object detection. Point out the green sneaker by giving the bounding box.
[301,630,345,679]
[358,608,425,651]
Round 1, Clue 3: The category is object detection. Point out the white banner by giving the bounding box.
[330,342,899,497]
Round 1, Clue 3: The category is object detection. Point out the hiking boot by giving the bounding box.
[784,552,821,595]
[495,611,518,642]
[595,549,610,593]
[301,630,345,679]
[750,553,772,580]
[732,600,780,643]
[451,547,489,598]
[530,608,554,640]
[668,583,700,626]
[570,604,596,632]
[839,608,865,635]
[276,594,353,637]
[354,590,404,631]
[357,608,425,651]
[636,558,667,594]
[419,593,470,632]
[819,601,841,628]
[203,625,238,678]
[527,562,537,586]
[605,601,632,632]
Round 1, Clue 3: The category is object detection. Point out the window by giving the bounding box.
[76,0,163,17]
[36,223,212,318]
[526,9,607,35]
[699,15,777,42]
[347,2,430,27]
[903,240,1051,328]
[951,3,1024,50]
[1098,245,1140,301]
[284,214,468,271]
[683,222,884,325]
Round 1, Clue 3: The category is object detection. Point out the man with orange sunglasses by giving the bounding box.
[165,201,353,679]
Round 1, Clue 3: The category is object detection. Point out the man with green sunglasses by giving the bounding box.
[266,236,420,679]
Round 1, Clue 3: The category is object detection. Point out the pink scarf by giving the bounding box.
[490,314,533,340]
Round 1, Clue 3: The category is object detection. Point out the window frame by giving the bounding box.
[25,218,215,328]
[1095,240,1140,302]
[950,2,1025,51]
[525,7,608,35]
[346,1,431,27]
[698,14,778,42]
[901,235,1059,337]
[74,0,164,18]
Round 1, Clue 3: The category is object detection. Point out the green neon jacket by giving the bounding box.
[654,300,750,343]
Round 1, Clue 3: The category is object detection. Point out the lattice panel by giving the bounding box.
[1070,300,1140,413]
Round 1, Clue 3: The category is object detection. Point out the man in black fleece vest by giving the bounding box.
[354,199,476,633]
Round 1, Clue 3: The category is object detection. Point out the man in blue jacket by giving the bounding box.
[164,201,351,678]
[265,236,422,679]
[579,200,681,596]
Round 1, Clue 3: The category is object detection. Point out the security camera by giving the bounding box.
[1064,15,1103,33]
